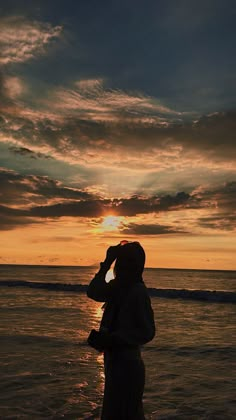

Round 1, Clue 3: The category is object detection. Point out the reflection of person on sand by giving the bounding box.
[87,241,155,420]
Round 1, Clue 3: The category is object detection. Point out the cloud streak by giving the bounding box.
[0,16,62,65]
[121,222,187,235]
[52,78,182,122]
[0,71,235,172]
[9,146,51,160]
[0,168,94,208]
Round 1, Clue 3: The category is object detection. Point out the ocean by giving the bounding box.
[0,265,235,419]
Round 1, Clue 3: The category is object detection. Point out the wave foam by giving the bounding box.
[0,280,235,303]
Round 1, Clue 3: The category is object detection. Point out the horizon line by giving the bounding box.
[0,263,235,272]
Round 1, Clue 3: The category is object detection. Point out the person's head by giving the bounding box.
[114,241,145,282]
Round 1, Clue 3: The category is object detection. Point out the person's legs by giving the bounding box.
[101,358,145,420]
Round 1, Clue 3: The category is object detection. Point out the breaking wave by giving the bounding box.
[0,280,235,303]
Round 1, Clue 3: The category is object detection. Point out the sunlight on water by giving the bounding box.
[95,303,104,322]
[97,353,105,384]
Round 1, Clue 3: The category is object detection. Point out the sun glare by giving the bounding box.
[101,215,123,231]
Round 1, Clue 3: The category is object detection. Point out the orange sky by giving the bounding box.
[0,215,235,269]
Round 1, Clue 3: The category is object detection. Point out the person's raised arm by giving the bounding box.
[87,244,119,302]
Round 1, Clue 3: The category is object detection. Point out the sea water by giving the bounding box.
[0,265,235,419]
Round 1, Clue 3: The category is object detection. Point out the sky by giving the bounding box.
[0,0,235,269]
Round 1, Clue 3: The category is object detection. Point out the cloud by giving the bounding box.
[112,192,192,216]
[0,204,35,231]
[0,168,94,208]
[3,76,26,99]
[29,200,106,218]
[0,169,235,233]
[0,170,193,230]
[16,192,192,218]
[26,191,192,218]
[198,214,236,231]
[51,79,182,124]
[194,181,236,212]
[121,222,187,235]
[193,181,236,231]
[0,16,62,65]
[1,72,235,170]
[9,146,51,159]
[75,78,104,93]
[1,168,234,219]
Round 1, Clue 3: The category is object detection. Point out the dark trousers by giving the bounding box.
[101,356,145,420]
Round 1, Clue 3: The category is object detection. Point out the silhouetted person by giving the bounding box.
[87,241,155,420]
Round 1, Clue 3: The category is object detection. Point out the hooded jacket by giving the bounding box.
[87,265,155,353]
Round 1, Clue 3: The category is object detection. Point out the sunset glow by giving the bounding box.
[100,216,123,232]
[0,2,235,269]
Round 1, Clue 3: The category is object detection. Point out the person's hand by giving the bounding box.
[87,329,105,352]
[87,329,125,351]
